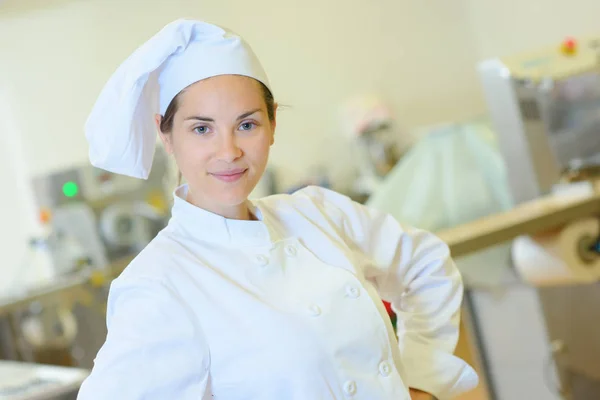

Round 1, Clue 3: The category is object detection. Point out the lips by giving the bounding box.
[210,168,248,183]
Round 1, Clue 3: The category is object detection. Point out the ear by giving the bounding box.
[155,114,174,154]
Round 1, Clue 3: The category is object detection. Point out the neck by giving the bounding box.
[186,190,254,221]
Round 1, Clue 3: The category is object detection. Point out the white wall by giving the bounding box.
[0,90,39,293]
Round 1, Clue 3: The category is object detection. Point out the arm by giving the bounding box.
[301,187,478,400]
[365,218,477,399]
[77,277,210,400]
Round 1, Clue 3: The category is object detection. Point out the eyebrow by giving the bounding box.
[184,108,262,122]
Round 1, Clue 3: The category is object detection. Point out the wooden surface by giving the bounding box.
[454,320,490,400]
[438,191,600,258]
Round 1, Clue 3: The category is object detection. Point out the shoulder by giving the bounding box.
[257,186,372,239]
[293,185,353,205]
[114,230,183,285]
[258,185,356,215]
[107,241,193,327]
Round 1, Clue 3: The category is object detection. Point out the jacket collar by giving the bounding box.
[169,184,278,246]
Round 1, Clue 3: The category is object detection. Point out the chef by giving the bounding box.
[78,19,478,400]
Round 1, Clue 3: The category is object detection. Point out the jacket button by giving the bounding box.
[255,255,269,267]
[343,380,357,396]
[345,285,360,298]
[285,244,297,257]
[379,361,391,377]
[308,304,322,316]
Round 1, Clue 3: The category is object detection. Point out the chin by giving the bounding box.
[215,185,253,206]
[188,174,257,209]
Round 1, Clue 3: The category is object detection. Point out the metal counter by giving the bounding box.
[0,256,133,317]
[0,360,87,400]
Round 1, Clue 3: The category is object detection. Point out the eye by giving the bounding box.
[239,121,256,131]
[193,125,210,135]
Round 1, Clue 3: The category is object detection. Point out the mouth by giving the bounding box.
[210,168,248,183]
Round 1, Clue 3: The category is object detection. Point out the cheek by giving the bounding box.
[172,135,209,171]
[245,133,272,166]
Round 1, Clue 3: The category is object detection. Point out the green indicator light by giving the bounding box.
[62,181,79,198]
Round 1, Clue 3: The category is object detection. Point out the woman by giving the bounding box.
[79,19,477,400]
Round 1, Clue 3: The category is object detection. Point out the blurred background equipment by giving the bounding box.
[466,35,600,400]
[436,187,600,400]
[367,119,513,234]
[29,146,171,279]
[0,146,172,376]
[479,35,600,204]
[339,95,412,200]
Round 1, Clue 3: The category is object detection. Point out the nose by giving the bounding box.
[216,132,242,163]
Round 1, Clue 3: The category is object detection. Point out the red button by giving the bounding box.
[561,37,577,55]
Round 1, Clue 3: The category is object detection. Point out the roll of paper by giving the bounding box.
[512,218,600,286]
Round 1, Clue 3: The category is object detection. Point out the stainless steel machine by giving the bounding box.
[30,147,172,276]
[480,36,600,204]
[0,147,173,379]
[475,37,600,400]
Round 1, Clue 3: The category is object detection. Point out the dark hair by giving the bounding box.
[159,79,275,133]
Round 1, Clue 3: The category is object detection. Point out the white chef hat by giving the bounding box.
[85,19,271,179]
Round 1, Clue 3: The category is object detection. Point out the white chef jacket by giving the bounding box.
[77,185,477,400]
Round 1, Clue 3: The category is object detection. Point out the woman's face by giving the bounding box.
[157,75,276,215]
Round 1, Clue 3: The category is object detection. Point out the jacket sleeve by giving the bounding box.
[77,276,210,400]
[300,186,478,400]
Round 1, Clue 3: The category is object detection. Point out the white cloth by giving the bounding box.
[77,186,478,400]
[85,19,270,180]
